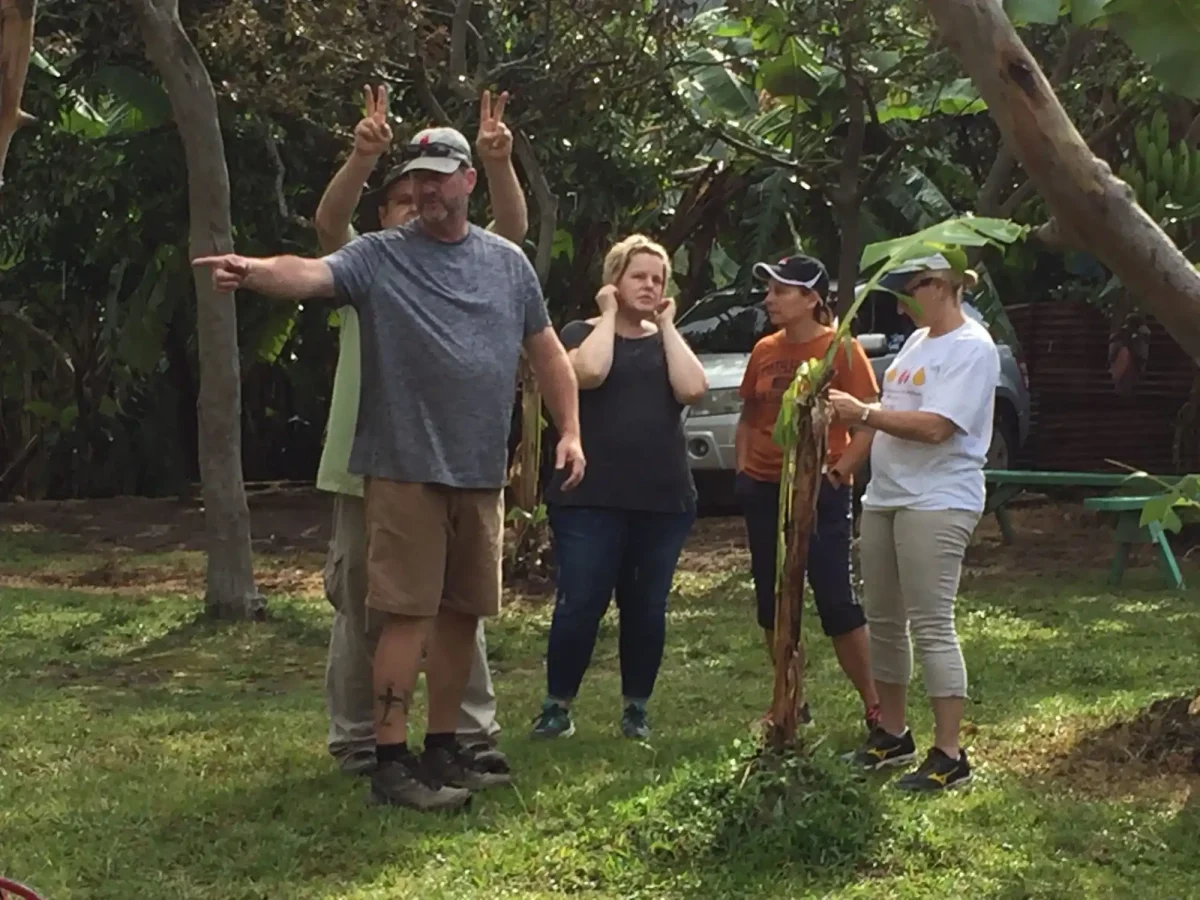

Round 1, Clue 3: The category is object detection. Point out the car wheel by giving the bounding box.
[987,408,1018,470]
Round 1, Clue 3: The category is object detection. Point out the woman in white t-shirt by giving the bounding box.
[828,253,1000,793]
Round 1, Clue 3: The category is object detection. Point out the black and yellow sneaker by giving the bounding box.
[846,727,918,771]
[895,748,972,793]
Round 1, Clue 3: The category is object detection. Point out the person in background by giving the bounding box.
[313,86,529,779]
[734,255,881,733]
[531,234,708,741]
[830,253,1000,793]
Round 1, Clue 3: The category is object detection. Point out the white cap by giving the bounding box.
[398,126,473,176]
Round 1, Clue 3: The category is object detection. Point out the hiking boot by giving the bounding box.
[530,701,575,739]
[896,748,972,793]
[845,727,918,771]
[621,704,652,740]
[369,758,471,811]
[422,742,512,790]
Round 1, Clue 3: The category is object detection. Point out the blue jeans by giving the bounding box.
[546,505,696,702]
[736,473,866,638]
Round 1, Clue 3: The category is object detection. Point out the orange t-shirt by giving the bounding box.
[738,329,879,482]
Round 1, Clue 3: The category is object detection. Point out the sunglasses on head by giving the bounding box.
[398,141,468,162]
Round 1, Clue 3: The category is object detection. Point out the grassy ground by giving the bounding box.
[1,523,1199,899]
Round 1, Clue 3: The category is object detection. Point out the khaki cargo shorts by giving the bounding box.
[363,478,504,618]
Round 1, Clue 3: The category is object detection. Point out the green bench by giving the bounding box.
[1082,495,1186,590]
[984,469,1172,545]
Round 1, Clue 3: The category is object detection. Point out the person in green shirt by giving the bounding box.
[314,85,530,777]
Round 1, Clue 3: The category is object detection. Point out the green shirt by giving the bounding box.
[316,305,365,497]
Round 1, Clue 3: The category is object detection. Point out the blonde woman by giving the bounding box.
[830,253,1000,793]
[532,235,708,740]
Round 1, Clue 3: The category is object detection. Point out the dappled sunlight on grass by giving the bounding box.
[2,537,1200,898]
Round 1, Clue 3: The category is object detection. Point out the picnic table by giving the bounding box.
[983,469,1186,591]
[1083,495,1186,590]
[984,469,1171,545]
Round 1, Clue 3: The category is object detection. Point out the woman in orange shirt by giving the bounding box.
[734,255,880,731]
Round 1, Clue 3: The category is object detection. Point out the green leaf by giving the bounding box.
[1105,0,1200,99]
[255,310,297,364]
[1162,507,1185,534]
[59,404,79,429]
[24,400,58,422]
[99,396,119,418]
[1004,0,1062,24]
[877,79,986,123]
[757,38,821,100]
[681,48,759,118]
[1139,493,1176,527]
[552,229,575,261]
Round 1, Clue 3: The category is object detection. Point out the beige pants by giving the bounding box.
[323,493,499,763]
[858,507,980,699]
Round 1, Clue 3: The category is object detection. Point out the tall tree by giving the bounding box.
[127,0,263,619]
[924,0,1200,363]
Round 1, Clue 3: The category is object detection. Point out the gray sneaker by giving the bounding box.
[369,759,472,811]
[336,749,377,777]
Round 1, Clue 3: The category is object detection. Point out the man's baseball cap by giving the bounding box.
[877,252,978,293]
[397,126,473,176]
[364,126,474,208]
[752,254,830,300]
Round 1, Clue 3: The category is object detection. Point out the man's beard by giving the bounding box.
[419,196,464,225]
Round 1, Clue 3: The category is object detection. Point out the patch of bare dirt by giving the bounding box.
[966,498,1200,580]
[1056,693,1200,778]
[0,551,323,597]
[679,517,749,573]
[4,488,1195,590]
[0,484,331,555]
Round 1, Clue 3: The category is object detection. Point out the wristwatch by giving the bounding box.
[860,404,873,424]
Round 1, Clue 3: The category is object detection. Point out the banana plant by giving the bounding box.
[763,214,1028,749]
[1005,0,1200,99]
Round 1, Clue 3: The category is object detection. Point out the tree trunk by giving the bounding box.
[0,0,36,192]
[129,0,263,619]
[767,396,829,750]
[924,0,1200,364]
[509,130,557,561]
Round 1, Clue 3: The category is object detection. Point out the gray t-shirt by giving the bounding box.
[324,221,550,489]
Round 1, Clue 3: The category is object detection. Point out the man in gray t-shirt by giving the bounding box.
[195,126,584,813]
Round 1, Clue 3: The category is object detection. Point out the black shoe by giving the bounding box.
[896,748,972,793]
[422,741,512,791]
[845,727,918,771]
[369,758,472,811]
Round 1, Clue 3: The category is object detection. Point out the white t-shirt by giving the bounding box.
[863,317,1000,513]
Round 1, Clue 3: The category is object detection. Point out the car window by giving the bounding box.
[851,288,915,353]
[677,288,773,354]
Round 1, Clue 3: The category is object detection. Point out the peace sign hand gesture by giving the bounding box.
[353,84,393,162]
[476,90,513,163]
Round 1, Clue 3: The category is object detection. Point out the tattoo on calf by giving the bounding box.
[377,685,411,726]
